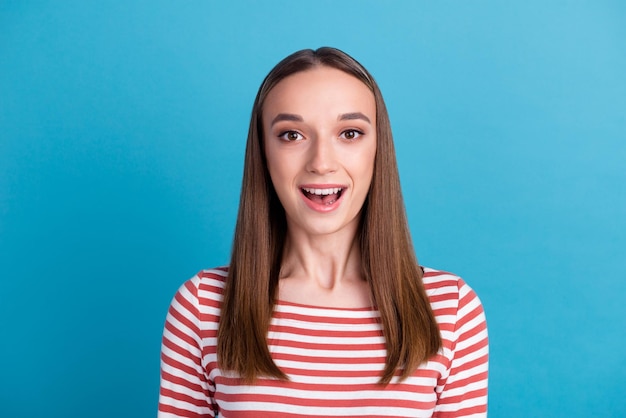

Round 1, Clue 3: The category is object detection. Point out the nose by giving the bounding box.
[306,136,338,175]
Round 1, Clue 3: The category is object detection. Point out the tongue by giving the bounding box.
[309,192,339,205]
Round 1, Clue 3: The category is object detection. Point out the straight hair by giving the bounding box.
[217,47,442,385]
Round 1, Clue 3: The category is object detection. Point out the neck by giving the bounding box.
[277,223,372,308]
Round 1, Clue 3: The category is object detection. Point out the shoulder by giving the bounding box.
[195,266,229,292]
[421,267,486,328]
[169,266,229,313]
[183,266,228,291]
[421,267,480,302]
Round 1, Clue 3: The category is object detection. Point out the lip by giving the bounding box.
[299,183,347,213]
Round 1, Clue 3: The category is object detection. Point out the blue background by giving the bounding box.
[1,1,625,417]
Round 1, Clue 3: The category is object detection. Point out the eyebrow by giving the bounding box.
[338,112,371,124]
[270,112,372,127]
[270,113,303,126]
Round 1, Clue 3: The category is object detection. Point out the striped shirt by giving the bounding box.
[159,267,488,417]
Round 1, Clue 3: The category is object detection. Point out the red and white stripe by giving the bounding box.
[159,267,488,417]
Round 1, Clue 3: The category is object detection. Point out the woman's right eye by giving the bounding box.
[278,131,304,141]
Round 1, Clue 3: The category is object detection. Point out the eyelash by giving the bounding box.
[340,129,364,141]
[278,130,304,141]
[278,129,365,142]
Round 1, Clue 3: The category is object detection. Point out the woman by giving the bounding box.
[158,47,488,417]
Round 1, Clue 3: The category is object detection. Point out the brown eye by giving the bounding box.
[340,129,363,141]
[279,131,304,141]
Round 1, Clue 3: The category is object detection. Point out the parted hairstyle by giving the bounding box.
[217,47,442,385]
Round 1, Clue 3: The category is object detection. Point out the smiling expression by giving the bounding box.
[263,66,377,238]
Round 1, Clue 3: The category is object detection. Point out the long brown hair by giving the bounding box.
[217,47,441,385]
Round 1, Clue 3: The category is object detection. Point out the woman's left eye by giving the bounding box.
[340,129,364,141]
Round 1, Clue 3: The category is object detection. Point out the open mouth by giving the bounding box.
[301,187,344,206]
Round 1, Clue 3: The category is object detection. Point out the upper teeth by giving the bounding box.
[302,187,342,196]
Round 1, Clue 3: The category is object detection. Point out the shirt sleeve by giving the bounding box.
[158,277,217,417]
[434,279,489,417]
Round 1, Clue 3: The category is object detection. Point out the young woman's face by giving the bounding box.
[263,66,377,238]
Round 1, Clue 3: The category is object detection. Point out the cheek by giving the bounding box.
[264,144,282,181]
[265,153,294,193]
[351,143,377,179]
[358,144,377,193]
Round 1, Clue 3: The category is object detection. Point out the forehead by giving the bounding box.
[262,66,375,117]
